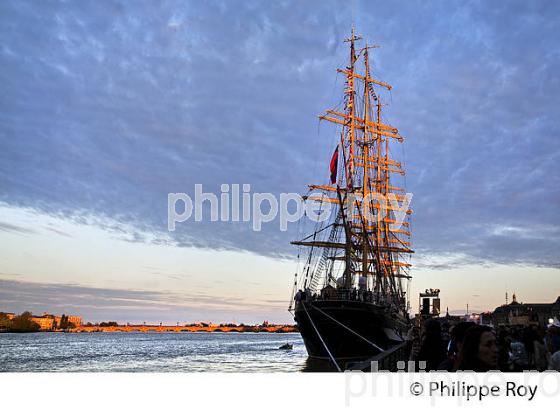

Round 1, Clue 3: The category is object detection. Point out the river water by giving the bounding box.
[0,332,320,372]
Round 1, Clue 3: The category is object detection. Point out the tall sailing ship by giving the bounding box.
[289,30,414,364]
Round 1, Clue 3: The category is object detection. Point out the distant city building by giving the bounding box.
[492,294,560,327]
[31,316,55,330]
[479,312,493,326]
[67,316,82,327]
[3,312,83,330]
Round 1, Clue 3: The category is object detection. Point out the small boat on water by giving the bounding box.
[279,343,293,350]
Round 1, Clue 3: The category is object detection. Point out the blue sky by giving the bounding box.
[0,1,559,323]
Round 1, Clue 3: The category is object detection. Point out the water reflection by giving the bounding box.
[301,357,340,372]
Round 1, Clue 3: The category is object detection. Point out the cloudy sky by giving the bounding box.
[1,0,559,324]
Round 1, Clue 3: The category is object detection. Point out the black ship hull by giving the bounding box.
[294,299,409,361]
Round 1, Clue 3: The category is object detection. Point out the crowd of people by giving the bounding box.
[409,319,560,371]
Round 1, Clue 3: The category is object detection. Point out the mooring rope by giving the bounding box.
[301,302,341,372]
[310,304,384,352]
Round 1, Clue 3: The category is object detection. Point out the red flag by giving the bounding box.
[330,146,339,184]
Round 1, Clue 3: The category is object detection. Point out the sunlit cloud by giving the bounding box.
[0,1,558,319]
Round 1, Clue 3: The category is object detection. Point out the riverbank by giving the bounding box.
[66,324,298,333]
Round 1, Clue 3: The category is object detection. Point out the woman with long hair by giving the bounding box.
[455,325,498,371]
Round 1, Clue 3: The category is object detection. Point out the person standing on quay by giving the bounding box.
[455,325,499,372]
[416,319,447,371]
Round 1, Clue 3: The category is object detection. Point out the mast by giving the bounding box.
[362,42,370,289]
[343,28,360,288]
